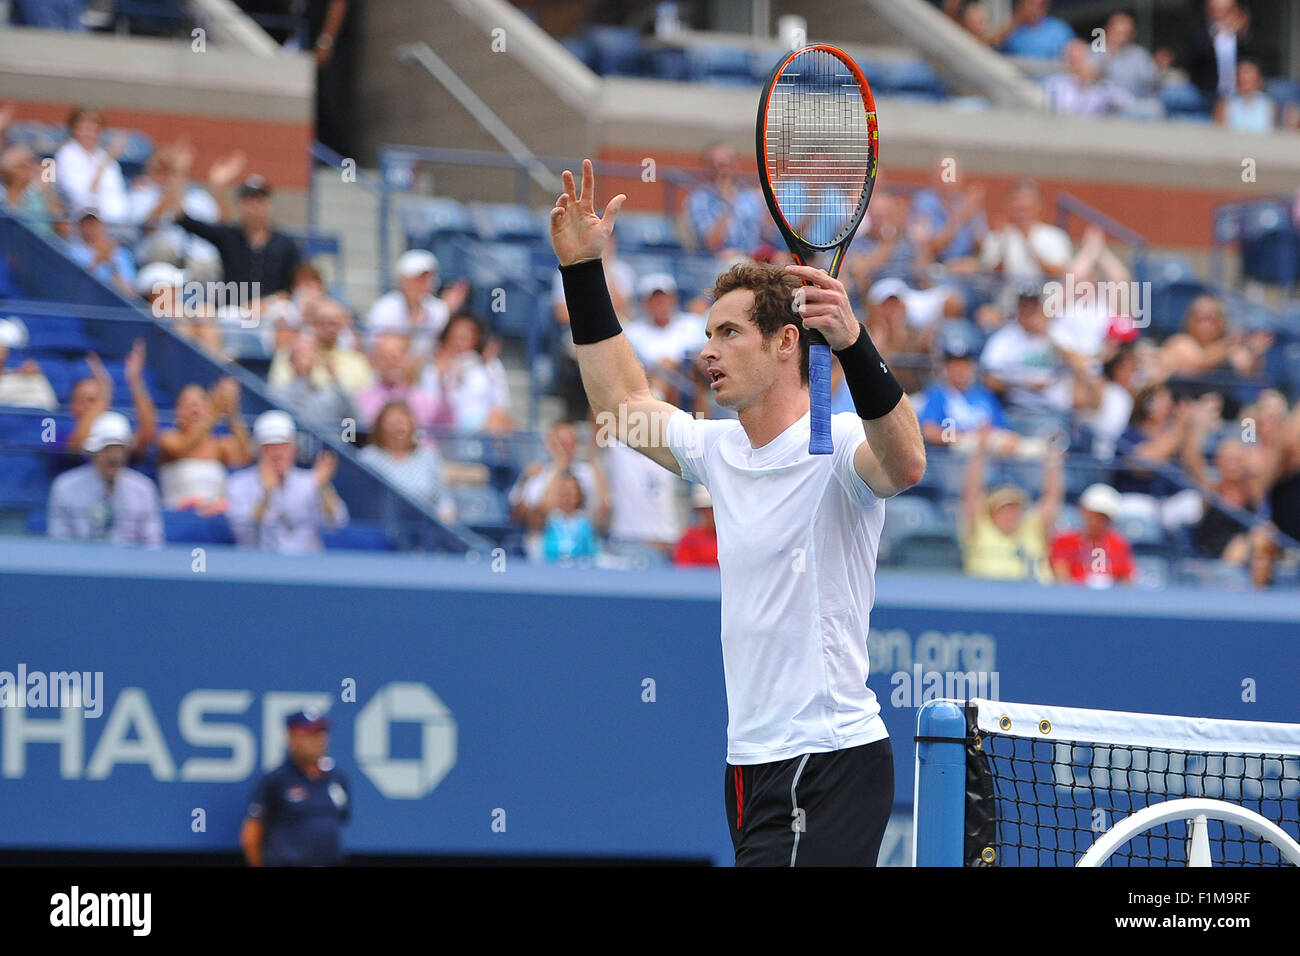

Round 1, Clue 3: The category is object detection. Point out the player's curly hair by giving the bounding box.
[710,262,810,384]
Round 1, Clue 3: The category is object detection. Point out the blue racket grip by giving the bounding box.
[808,343,833,455]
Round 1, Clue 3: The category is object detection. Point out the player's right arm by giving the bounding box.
[550,160,683,475]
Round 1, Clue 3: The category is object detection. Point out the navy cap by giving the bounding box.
[286,708,330,732]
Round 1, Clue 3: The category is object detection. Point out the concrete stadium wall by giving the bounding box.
[2,538,1296,865]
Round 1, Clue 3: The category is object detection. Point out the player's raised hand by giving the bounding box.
[549,159,626,267]
[784,264,861,351]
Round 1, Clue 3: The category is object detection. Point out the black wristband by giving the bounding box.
[834,324,905,420]
[559,258,623,345]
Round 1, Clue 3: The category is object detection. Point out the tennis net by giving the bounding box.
[914,698,1300,866]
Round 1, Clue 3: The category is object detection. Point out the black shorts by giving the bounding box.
[724,737,894,867]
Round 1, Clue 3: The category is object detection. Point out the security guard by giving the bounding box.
[240,709,351,866]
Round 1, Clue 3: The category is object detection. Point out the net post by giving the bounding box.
[914,699,968,866]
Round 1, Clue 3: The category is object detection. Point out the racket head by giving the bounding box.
[756,44,879,270]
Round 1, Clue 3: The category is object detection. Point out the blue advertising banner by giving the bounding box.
[2,540,1297,865]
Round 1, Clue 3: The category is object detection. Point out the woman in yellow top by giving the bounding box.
[959,427,1064,584]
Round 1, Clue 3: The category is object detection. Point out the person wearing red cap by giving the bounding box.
[240,709,350,867]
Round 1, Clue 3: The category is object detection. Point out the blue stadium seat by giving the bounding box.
[587,26,646,77]
[1160,82,1210,120]
[1136,253,1198,286]
[649,46,689,81]
[1148,279,1211,336]
[0,451,50,507]
[0,410,70,447]
[1274,341,1300,393]
[3,121,63,158]
[687,46,756,86]
[1265,78,1300,110]
[322,523,395,551]
[614,212,683,254]
[13,315,94,352]
[399,198,479,279]
[622,253,678,284]
[1133,554,1170,589]
[162,509,235,545]
[559,35,596,70]
[469,241,539,338]
[107,129,154,180]
[24,508,47,535]
[1117,513,1167,553]
[892,532,962,571]
[674,254,724,299]
[454,486,509,525]
[469,202,545,244]
[32,356,77,404]
[1240,203,1298,286]
[882,59,947,100]
[879,496,941,564]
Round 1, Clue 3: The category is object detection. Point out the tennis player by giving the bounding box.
[551,160,926,866]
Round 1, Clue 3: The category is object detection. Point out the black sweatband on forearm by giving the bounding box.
[834,324,905,420]
[559,258,623,345]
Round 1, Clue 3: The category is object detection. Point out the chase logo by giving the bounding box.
[356,682,457,799]
[0,681,458,801]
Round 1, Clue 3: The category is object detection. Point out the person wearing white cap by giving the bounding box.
[0,317,56,410]
[135,261,221,355]
[1048,482,1135,586]
[225,410,349,554]
[364,249,468,362]
[672,483,718,566]
[623,271,705,405]
[47,411,163,547]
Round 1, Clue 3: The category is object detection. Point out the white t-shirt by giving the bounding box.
[601,440,682,544]
[366,291,451,358]
[980,323,1070,411]
[624,314,707,368]
[979,223,1072,282]
[54,140,129,225]
[666,409,889,765]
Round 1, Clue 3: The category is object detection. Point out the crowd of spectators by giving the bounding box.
[2,33,1297,587]
[947,0,1300,131]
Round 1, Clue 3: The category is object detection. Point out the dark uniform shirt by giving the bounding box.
[247,758,350,866]
[176,215,301,296]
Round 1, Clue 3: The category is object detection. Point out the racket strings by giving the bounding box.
[765,49,875,249]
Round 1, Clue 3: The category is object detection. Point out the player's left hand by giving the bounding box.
[784,264,861,351]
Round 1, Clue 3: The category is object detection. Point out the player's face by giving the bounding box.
[701,289,794,411]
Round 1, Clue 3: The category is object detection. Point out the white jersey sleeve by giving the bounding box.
[830,413,881,508]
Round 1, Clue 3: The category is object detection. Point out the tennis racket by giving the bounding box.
[756,44,879,455]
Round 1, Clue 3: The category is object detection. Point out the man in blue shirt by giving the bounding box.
[919,337,1011,446]
[240,709,351,867]
[684,143,772,257]
[995,0,1076,59]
